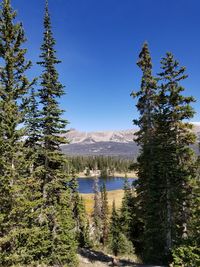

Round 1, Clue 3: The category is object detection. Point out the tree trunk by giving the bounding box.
[166,176,172,253]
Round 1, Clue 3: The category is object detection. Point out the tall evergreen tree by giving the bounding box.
[154,52,196,260]
[131,43,158,263]
[35,1,77,265]
[133,46,197,265]
[0,0,35,264]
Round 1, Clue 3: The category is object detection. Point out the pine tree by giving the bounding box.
[109,201,121,256]
[19,87,50,266]
[0,0,35,264]
[24,87,41,174]
[171,154,200,266]
[171,156,200,266]
[35,1,77,265]
[121,178,133,236]
[70,175,91,248]
[25,88,40,147]
[154,52,196,261]
[133,44,197,264]
[100,183,109,246]
[120,178,142,255]
[131,43,158,263]
[109,201,133,257]
[189,156,200,246]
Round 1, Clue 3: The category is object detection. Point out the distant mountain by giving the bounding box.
[64,129,135,144]
[61,123,200,158]
[61,129,138,158]
[62,141,139,158]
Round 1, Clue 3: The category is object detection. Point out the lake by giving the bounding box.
[78,177,136,194]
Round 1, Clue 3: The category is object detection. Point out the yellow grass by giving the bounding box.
[81,189,124,215]
[113,171,136,178]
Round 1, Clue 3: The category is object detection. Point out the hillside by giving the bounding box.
[61,124,200,158]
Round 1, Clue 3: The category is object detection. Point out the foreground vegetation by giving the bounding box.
[0,0,199,266]
[0,0,77,266]
[131,43,200,265]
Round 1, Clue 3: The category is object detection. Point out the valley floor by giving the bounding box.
[81,189,124,214]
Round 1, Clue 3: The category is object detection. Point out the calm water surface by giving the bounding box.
[78,177,136,194]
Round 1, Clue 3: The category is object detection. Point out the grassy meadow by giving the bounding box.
[81,189,124,215]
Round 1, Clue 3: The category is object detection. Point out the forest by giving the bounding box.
[0,0,199,266]
[65,155,134,176]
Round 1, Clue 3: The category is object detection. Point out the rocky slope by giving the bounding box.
[61,123,200,158]
[65,129,135,144]
[61,129,138,158]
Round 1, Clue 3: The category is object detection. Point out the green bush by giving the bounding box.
[171,245,200,267]
[108,232,134,256]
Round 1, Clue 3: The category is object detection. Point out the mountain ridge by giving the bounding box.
[61,123,200,158]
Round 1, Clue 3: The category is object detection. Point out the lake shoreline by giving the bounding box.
[77,171,137,179]
[78,177,135,194]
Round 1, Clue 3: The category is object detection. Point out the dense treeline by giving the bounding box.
[91,43,200,266]
[0,0,78,266]
[88,178,135,259]
[65,155,134,175]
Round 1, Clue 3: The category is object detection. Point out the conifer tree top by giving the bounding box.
[37,0,68,147]
[137,42,152,71]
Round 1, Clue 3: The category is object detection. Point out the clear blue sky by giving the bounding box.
[13,0,200,131]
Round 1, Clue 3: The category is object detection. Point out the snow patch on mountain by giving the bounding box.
[65,129,135,144]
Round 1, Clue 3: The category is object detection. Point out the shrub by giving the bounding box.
[171,245,200,267]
